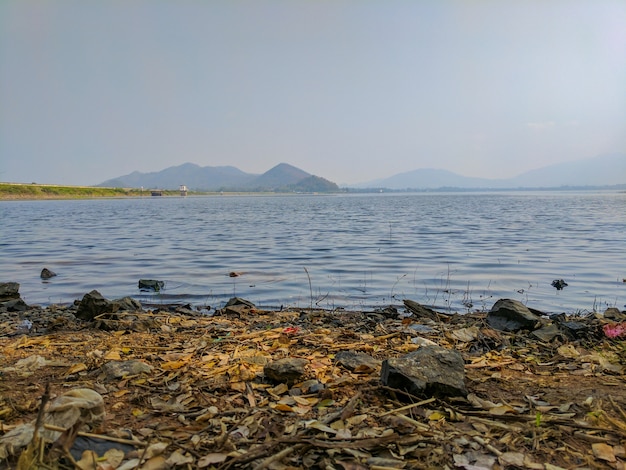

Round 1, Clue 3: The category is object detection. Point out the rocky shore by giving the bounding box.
[1,282,625,469]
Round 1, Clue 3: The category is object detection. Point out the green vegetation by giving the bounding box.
[0,183,176,200]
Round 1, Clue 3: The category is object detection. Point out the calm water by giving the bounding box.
[1,192,625,314]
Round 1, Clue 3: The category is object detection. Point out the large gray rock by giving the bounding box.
[0,282,20,300]
[264,358,308,385]
[381,343,467,398]
[487,298,542,332]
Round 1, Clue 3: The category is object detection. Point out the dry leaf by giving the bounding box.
[198,452,229,467]
[592,443,616,462]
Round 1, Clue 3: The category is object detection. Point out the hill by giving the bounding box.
[356,153,626,190]
[98,163,339,193]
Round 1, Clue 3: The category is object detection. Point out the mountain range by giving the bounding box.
[358,153,626,189]
[99,153,625,192]
[98,163,339,192]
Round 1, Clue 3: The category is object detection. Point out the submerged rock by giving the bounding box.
[487,298,542,332]
[40,268,57,279]
[138,279,165,292]
[381,343,467,398]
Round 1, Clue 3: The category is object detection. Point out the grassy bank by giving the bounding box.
[0,183,181,200]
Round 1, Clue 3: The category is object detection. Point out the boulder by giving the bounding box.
[0,282,20,300]
[264,358,308,385]
[381,343,467,398]
[487,299,542,332]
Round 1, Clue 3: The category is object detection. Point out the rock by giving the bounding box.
[220,297,256,316]
[40,268,57,279]
[604,307,626,321]
[138,279,165,292]
[381,343,467,398]
[531,324,562,342]
[0,282,20,300]
[335,351,380,373]
[101,360,153,381]
[225,297,256,308]
[113,296,142,312]
[75,290,115,321]
[551,279,568,290]
[487,299,542,332]
[403,299,439,321]
[264,358,308,384]
[0,298,30,312]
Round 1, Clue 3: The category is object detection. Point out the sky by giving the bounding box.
[1,1,625,186]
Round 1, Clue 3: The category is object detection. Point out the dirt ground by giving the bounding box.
[1,302,625,469]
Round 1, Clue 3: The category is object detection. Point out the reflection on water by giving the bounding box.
[1,191,624,314]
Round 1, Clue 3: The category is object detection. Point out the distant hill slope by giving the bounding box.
[247,163,310,190]
[508,153,626,188]
[99,163,254,190]
[356,153,626,189]
[99,162,339,192]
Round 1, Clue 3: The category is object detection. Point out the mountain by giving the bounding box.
[99,163,254,190]
[507,153,626,188]
[362,168,501,189]
[356,153,626,190]
[99,162,339,192]
[246,163,310,190]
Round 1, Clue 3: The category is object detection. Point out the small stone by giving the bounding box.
[101,360,153,381]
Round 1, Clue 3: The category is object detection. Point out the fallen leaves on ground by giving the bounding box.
[1,304,625,469]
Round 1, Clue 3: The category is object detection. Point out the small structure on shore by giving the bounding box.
[179,185,188,197]
[151,190,163,197]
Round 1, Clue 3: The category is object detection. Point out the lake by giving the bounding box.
[1,191,624,315]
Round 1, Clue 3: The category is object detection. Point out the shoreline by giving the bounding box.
[1,285,626,468]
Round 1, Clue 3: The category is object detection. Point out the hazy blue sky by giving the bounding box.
[1,1,624,186]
